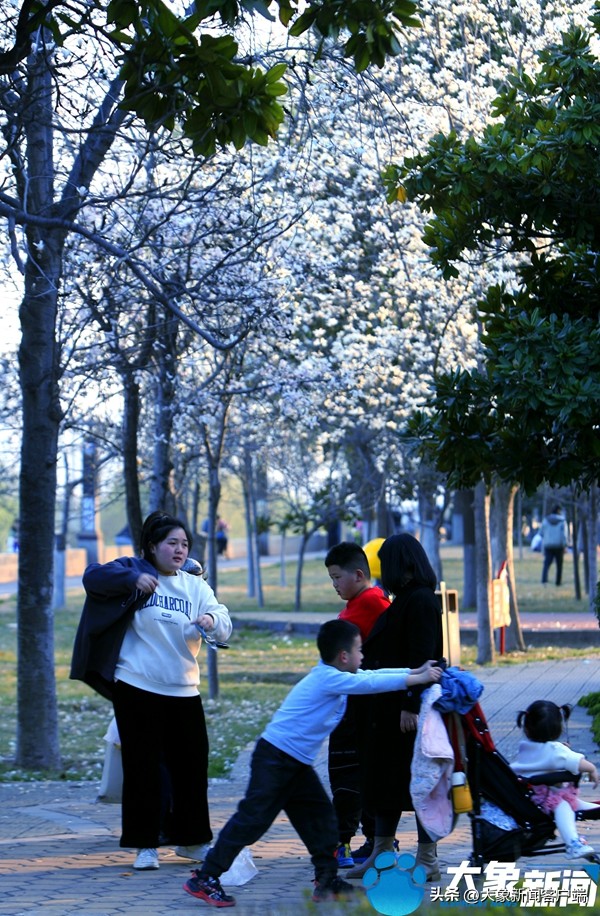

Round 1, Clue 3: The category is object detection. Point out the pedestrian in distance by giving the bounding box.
[540,504,569,586]
[216,516,230,558]
[510,700,600,859]
[324,541,391,868]
[183,618,443,907]
[70,511,232,871]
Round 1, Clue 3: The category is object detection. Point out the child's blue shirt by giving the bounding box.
[261,660,410,765]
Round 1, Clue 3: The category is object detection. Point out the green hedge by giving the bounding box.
[579,690,600,745]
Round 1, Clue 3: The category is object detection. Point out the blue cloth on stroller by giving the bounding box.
[433,667,484,715]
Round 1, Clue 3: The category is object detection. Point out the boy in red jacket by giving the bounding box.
[325,542,390,868]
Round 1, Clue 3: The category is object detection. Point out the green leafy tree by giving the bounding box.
[386,7,600,490]
[1,0,422,155]
[384,5,600,616]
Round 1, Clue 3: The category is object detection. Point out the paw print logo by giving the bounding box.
[364,851,427,916]
[581,864,600,883]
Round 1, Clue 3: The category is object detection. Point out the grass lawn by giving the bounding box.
[0,545,596,782]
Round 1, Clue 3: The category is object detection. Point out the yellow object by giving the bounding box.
[363,538,385,580]
[451,773,473,814]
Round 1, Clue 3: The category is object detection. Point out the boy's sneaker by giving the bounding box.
[312,875,355,903]
[334,842,355,868]
[566,838,596,859]
[183,871,235,907]
[133,848,159,870]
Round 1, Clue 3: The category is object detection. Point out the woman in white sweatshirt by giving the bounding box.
[81,512,232,871]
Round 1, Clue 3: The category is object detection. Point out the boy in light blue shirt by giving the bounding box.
[183,618,443,907]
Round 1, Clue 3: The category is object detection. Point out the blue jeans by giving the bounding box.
[202,738,339,883]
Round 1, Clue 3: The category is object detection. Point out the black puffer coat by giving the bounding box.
[356,581,443,812]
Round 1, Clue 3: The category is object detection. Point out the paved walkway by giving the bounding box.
[2,656,600,915]
[230,609,600,644]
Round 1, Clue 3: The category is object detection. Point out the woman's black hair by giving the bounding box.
[378,533,437,595]
[140,511,193,559]
[516,699,571,742]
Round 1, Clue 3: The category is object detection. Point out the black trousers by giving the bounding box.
[202,738,339,883]
[112,680,212,849]
[328,699,374,844]
[542,547,564,585]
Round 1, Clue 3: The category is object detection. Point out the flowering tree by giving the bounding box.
[258,0,594,660]
[0,0,422,769]
[2,0,595,766]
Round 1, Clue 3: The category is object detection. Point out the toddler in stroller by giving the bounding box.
[510,700,600,859]
[460,701,600,866]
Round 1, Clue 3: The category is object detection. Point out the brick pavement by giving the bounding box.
[2,657,600,914]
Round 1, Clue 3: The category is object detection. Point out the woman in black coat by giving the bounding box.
[348,533,443,880]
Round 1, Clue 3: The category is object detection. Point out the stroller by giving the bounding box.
[451,702,600,866]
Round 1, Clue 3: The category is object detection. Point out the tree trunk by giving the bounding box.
[474,481,494,665]
[16,48,63,769]
[189,477,208,564]
[204,462,221,699]
[455,489,476,608]
[53,464,77,611]
[490,480,525,652]
[14,60,137,768]
[377,491,393,539]
[251,480,265,609]
[53,458,70,611]
[149,313,179,513]
[241,449,264,605]
[123,372,144,553]
[418,480,443,584]
[294,532,311,611]
[579,491,590,595]
[572,485,582,602]
[343,428,383,542]
[255,461,270,558]
[242,463,256,599]
[279,529,287,587]
[206,465,220,593]
[515,488,523,560]
[586,485,599,615]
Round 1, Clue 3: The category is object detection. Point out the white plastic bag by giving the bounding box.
[96,717,123,804]
[221,847,258,886]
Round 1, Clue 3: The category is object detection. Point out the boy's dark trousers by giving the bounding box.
[328,698,374,844]
[201,738,339,883]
